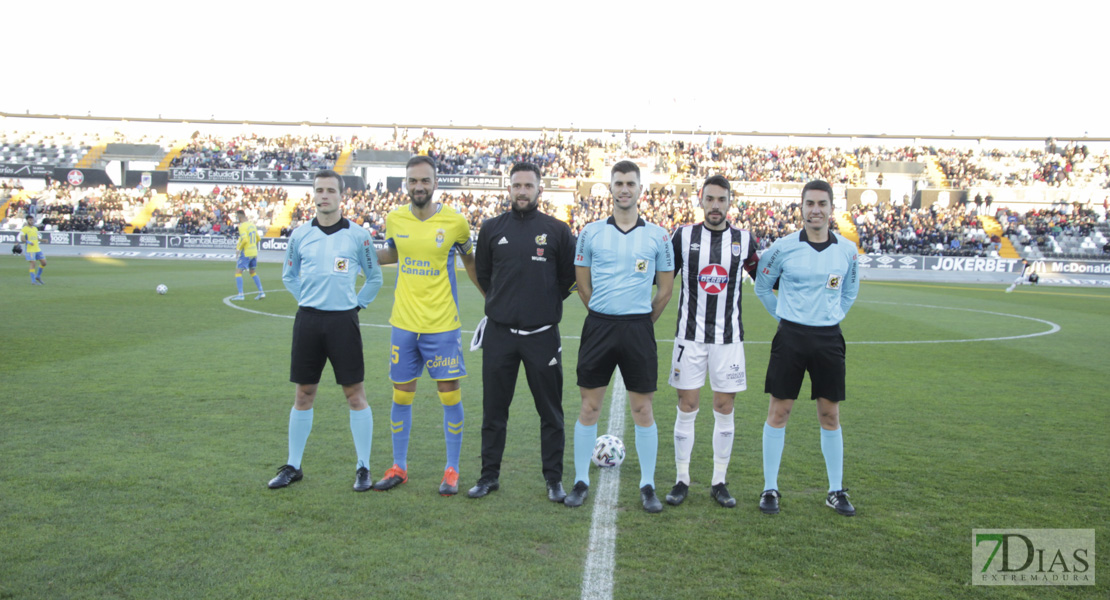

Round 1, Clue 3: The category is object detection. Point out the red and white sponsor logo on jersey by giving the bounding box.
[537,248,544,256]
[698,264,729,294]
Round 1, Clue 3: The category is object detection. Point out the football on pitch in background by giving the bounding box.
[592,434,626,468]
[156,284,168,295]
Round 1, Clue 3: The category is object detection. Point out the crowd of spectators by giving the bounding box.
[4,182,142,232]
[352,129,862,183]
[11,125,1110,192]
[6,129,1110,263]
[5,176,1106,262]
[851,203,992,256]
[355,128,597,179]
[170,133,342,172]
[567,188,699,236]
[935,141,1109,189]
[997,205,1102,251]
[431,139,594,179]
[855,145,931,164]
[349,133,1109,190]
[146,186,293,235]
[639,140,858,184]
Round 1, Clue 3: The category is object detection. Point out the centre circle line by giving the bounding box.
[224,294,1061,344]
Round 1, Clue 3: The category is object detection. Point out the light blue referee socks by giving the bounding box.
[820,426,845,492]
[287,407,314,470]
[349,407,373,471]
[442,403,464,471]
[634,423,658,489]
[252,274,263,292]
[235,274,244,295]
[762,422,786,491]
[390,403,412,470]
[573,421,598,487]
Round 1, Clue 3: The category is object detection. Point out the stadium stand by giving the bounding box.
[3,184,145,232]
[0,131,88,168]
[2,119,1107,260]
[170,134,342,172]
[145,186,293,235]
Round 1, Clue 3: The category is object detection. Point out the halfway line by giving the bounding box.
[580,369,627,600]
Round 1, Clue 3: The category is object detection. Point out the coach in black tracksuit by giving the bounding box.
[468,162,576,503]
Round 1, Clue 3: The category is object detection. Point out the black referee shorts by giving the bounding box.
[764,319,846,402]
[576,311,658,394]
[290,307,364,386]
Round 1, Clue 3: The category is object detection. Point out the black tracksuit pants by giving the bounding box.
[480,319,564,483]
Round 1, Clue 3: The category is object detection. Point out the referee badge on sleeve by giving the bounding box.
[334,257,350,273]
[826,273,842,289]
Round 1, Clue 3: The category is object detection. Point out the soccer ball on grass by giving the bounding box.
[156,284,168,295]
[591,434,625,468]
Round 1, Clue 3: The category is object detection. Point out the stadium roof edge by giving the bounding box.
[2,110,1108,144]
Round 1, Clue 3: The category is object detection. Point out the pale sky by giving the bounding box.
[6,0,1108,138]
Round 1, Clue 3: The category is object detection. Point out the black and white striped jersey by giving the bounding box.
[672,223,759,344]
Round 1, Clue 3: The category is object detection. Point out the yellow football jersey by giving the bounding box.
[386,204,473,333]
[236,222,259,257]
[20,225,41,253]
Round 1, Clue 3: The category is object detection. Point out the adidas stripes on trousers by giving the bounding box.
[480,319,565,483]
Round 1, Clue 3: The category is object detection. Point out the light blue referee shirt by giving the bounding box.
[754,229,859,326]
[574,216,674,315]
[282,218,383,311]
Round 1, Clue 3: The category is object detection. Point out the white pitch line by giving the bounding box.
[580,369,627,600]
[851,301,1062,343]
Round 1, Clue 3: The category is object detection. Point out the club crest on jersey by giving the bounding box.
[635,259,648,273]
[698,264,729,294]
[731,242,742,257]
[334,258,350,273]
[826,273,842,289]
[435,228,446,248]
[535,234,548,246]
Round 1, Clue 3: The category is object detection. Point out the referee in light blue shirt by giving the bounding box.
[564,160,675,513]
[268,169,384,493]
[753,179,860,517]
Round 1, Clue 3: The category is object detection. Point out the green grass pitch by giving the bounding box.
[1,256,1107,599]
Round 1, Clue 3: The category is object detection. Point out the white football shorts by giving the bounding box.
[668,339,747,393]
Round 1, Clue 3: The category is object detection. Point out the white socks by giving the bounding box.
[711,409,735,485]
[674,407,736,486]
[673,408,698,484]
